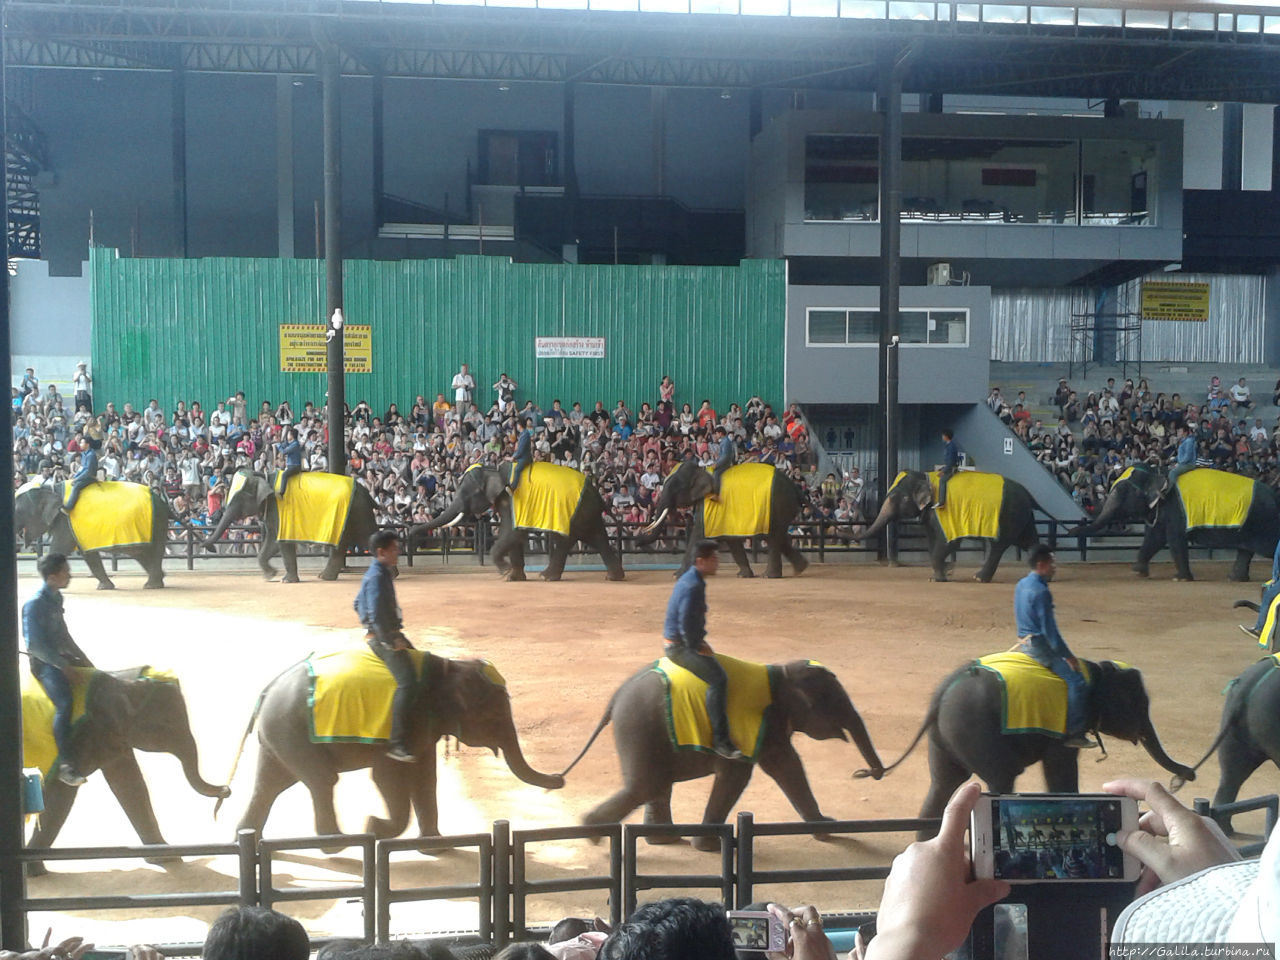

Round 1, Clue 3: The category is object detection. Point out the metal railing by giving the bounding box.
[1194,794,1279,858]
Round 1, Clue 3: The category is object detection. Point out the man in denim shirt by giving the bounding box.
[354,531,419,762]
[23,553,94,785]
[1015,546,1095,750]
[663,540,744,761]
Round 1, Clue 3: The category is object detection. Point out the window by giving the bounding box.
[1081,139,1158,225]
[806,308,968,346]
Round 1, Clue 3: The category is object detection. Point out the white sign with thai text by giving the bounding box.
[535,337,606,359]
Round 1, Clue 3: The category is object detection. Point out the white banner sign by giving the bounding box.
[535,336,606,359]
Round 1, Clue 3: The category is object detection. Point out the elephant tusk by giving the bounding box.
[641,508,669,535]
[441,513,465,529]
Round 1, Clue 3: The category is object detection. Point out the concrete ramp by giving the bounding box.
[949,404,1085,523]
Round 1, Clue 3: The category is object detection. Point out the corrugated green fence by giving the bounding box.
[90,250,785,417]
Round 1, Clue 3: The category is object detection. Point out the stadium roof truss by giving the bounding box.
[3,0,1280,102]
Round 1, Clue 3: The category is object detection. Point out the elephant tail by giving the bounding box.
[214,689,267,819]
[853,678,945,780]
[1174,668,1266,793]
[556,695,615,779]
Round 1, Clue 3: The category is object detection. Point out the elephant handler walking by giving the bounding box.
[355,530,420,763]
[1015,545,1096,750]
[663,539,746,761]
[23,552,95,786]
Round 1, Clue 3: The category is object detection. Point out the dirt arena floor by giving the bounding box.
[20,555,1280,948]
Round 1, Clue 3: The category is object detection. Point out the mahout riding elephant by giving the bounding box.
[15,480,183,590]
[204,470,378,582]
[874,658,1194,836]
[640,460,807,578]
[1188,655,1280,831]
[852,470,1039,582]
[236,652,565,840]
[407,462,623,581]
[566,659,885,850]
[23,666,230,876]
[1071,465,1280,582]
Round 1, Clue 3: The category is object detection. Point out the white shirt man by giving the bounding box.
[452,364,475,407]
[1231,378,1253,409]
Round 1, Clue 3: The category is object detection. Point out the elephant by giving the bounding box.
[236,652,565,840]
[852,470,1040,582]
[873,658,1194,835]
[406,462,623,581]
[1189,655,1280,832]
[23,666,230,876]
[1071,465,1280,582]
[15,480,182,590]
[204,470,378,582]
[640,460,808,578]
[565,659,885,851]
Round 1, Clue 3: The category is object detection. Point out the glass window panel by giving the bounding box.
[981,4,1027,23]
[900,311,929,344]
[1237,14,1260,32]
[840,0,886,16]
[848,311,881,343]
[1124,9,1168,29]
[1265,16,1280,34]
[936,2,950,19]
[805,135,880,221]
[1078,7,1122,26]
[793,0,839,15]
[900,137,1076,224]
[1031,5,1074,25]
[955,3,979,21]
[888,1,936,19]
[1173,11,1214,31]
[1218,13,1234,31]
[1082,139,1158,226]
[809,311,848,344]
[930,310,968,345]
[743,0,789,13]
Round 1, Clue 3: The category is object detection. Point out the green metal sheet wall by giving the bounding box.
[91,250,785,417]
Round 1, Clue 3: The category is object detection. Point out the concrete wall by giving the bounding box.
[785,284,991,405]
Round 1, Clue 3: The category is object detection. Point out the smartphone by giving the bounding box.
[970,793,1140,882]
[82,952,128,960]
[726,911,788,953]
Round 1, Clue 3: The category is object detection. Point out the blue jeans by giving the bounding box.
[1021,644,1089,736]
[510,454,532,491]
[31,660,75,762]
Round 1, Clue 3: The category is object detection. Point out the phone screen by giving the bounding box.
[988,796,1127,880]
[728,915,773,951]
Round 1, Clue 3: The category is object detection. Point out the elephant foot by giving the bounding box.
[24,860,48,879]
[538,570,561,582]
[605,570,625,581]
[281,575,301,584]
[973,574,993,584]
[690,835,722,853]
[1173,575,1195,582]
[930,575,949,583]
[317,572,338,582]
[738,569,757,579]
[791,554,810,575]
[364,816,401,839]
[643,833,683,846]
[1229,574,1250,583]
[1131,564,1150,578]
[143,579,164,590]
[809,815,837,842]
[505,570,527,582]
[261,569,279,582]
[145,854,183,867]
[95,580,115,591]
[764,569,783,579]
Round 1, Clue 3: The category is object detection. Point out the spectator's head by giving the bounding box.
[38,552,71,587]
[202,906,309,960]
[692,539,720,577]
[942,429,953,441]
[598,898,734,960]
[1239,377,1248,386]
[369,529,400,566]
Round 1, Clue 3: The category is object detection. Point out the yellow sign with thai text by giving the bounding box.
[279,324,373,373]
[1140,282,1210,322]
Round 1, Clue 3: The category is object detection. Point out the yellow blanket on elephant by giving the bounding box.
[925,471,1003,543]
[1258,592,1280,651]
[1175,468,1254,532]
[703,463,775,538]
[976,652,1094,738]
[307,647,438,743]
[653,653,775,761]
[512,463,587,536]
[64,481,153,552]
[276,472,355,546]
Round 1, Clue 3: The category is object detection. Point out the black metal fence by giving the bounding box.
[16,797,1276,953]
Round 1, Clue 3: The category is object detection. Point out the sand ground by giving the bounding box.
[18,555,1280,948]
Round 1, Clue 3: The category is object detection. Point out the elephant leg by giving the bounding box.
[140,543,166,589]
[1210,732,1267,834]
[279,543,302,583]
[726,539,755,578]
[1132,529,1158,578]
[258,528,281,580]
[540,534,569,581]
[318,540,346,580]
[366,759,414,839]
[411,754,440,838]
[1040,746,1080,792]
[974,541,1009,583]
[758,742,824,822]
[493,528,526,580]
[237,748,299,836]
[780,534,809,576]
[690,762,754,851]
[917,736,972,837]
[765,531,785,579]
[642,789,682,845]
[82,550,115,590]
[1167,532,1194,581]
[25,779,78,876]
[590,521,625,581]
[1230,548,1253,583]
[582,786,651,828]
[929,535,951,582]
[99,752,174,862]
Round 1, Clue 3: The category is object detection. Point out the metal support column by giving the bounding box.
[320,40,346,476]
[276,75,295,259]
[562,82,578,260]
[0,61,29,950]
[371,68,385,229]
[171,66,189,257]
[877,50,910,564]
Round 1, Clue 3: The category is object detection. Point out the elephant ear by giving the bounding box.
[778,660,818,729]
[38,487,65,530]
[253,475,275,514]
[912,478,933,513]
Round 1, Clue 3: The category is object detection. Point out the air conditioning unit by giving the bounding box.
[927,262,952,286]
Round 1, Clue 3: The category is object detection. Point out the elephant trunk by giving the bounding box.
[421,501,465,534]
[841,700,885,779]
[1070,491,1122,537]
[167,726,232,799]
[853,498,895,542]
[204,507,237,548]
[499,730,565,791]
[1138,718,1196,784]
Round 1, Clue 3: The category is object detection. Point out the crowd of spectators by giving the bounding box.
[11,364,870,545]
[990,372,1280,516]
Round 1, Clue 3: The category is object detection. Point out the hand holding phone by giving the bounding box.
[969,793,1141,883]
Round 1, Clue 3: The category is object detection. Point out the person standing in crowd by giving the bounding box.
[24,553,94,786]
[72,362,93,414]
[452,363,476,415]
[20,366,39,400]
[662,539,744,761]
[494,372,518,413]
[354,531,419,762]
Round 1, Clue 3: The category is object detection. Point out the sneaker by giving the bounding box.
[1063,734,1098,750]
[713,742,747,762]
[385,745,417,763]
[1239,624,1263,641]
[57,764,87,787]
